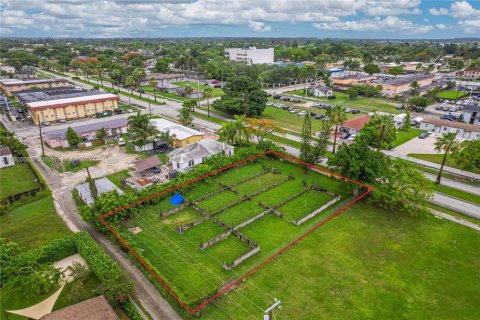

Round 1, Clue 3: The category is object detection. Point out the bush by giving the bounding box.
[122,299,143,320]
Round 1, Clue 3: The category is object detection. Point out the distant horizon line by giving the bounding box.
[3,36,480,41]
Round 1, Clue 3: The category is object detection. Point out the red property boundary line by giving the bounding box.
[99,150,373,315]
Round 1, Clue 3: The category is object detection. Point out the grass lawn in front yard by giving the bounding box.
[201,202,480,319]
[438,90,467,100]
[393,128,424,147]
[172,81,223,98]
[408,153,480,174]
[0,163,42,198]
[0,195,70,248]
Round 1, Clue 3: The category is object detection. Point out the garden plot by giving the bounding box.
[117,155,357,312]
[277,190,335,221]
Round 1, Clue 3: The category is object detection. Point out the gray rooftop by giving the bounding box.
[75,177,124,206]
[16,88,103,103]
[44,118,128,140]
[167,138,233,164]
[462,104,480,112]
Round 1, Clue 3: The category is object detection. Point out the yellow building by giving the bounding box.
[150,118,205,147]
[27,93,119,124]
[0,78,70,96]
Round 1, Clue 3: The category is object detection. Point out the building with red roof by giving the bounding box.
[341,114,371,135]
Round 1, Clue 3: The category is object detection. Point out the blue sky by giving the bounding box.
[1,0,479,38]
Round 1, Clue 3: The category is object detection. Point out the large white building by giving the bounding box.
[224,47,274,64]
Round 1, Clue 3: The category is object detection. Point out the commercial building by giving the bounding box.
[0,78,70,96]
[140,73,188,86]
[43,118,128,148]
[26,92,119,124]
[375,74,435,97]
[419,117,480,140]
[167,138,234,172]
[332,75,376,90]
[459,67,480,81]
[224,47,274,64]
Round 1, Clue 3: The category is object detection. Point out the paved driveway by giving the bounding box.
[392,134,439,155]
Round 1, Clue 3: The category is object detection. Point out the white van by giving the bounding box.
[117,137,126,146]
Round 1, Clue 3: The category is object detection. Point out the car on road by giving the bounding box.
[340,132,350,139]
[418,132,431,139]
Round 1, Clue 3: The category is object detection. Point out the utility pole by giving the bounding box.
[263,299,282,320]
[38,115,45,157]
[197,79,201,106]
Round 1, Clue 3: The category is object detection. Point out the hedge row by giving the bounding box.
[2,232,133,302]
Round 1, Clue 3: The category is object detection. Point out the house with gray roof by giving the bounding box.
[75,177,124,206]
[167,138,234,172]
[43,118,128,148]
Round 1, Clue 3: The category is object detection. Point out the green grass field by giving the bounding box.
[408,153,480,174]
[285,90,400,113]
[200,202,480,319]
[0,163,42,198]
[0,195,70,248]
[119,157,349,307]
[393,128,424,147]
[438,90,467,100]
[277,190,334,221]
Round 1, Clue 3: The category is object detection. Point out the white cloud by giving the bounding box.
[313,16,433,34]
[450,1,480,18]
[429,7,449,16]
[248,20,271,32]
[364,0,422,16]
[435,24,447,30]
[458,19,480,33]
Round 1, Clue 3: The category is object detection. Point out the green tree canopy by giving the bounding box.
[213,76,267,117]
[66,127,81,147]
[358,114,396,151]
[454,139,480,171]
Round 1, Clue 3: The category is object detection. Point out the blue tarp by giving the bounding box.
[169,193,185,206]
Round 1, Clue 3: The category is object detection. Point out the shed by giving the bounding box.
[75,177,124,206]
[134,156,162,172]
[0,146,15,168]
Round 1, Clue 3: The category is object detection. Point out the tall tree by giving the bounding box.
[363,63,380,75]
[125,76,135,106]
[388,66,405,96]
[183,85,194,98]
[149,77,158,102]
[434,133,461,184]
[218,115,250,146]
[327,105,347,154]
[177,103,194,127]
[212,76,267,117]
[203,87,213,118]
[127,112,159,147]
[358,114,396,151]
[246,118,285,143]
[66,127,81,148]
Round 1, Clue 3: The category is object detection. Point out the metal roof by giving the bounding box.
[44,118,128,140]
[75,177,124,206]
[150,118,203,140]
[167,138,233,164]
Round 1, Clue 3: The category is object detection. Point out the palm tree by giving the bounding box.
[96,64,104,87]
[111,68,122,92]
[183,98,197,113]
[203,87,213,118]
[125,76,135,106]
[128,112,159,147]
[434,132,461,184]
[183,85,194,99]
[327,105,347,154]
[70,60,81,77]
[149,78,158,102]
[177,103,193,127]
[218,115,250,146]
[388,66,405,96]
[132,68,146,98]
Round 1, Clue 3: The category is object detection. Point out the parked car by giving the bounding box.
[42,121,51,126]
[418,132,431,139]
[440,115,456,121]
[297,111,307,116]
[345,108,352,113]
[347,134,356,141]
[273,95,282,99]
[340,132,350,139]
[266,102,273,106]
[58,119,67,123]
[315,114,325,119]
[351,109,360,114]
[327,95,336,100]
[289,109,298,113]
[441,106,450,111]
[138,89,145,93]
[213,84,222,88]
[117,137,126,146]
[310,111,316,117]
[396,105,406,110]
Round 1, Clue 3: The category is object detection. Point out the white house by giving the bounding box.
[0,146,15,168]
[419,117,480,140]
[224,47,274,65]
[393,113,407,129]
[167,139,234,172]
[75,177,124,206]
[461,104,480,126]
[309,85,333,97]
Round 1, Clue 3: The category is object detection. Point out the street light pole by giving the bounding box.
[38,115,45,158]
